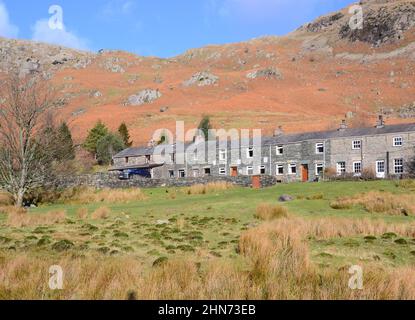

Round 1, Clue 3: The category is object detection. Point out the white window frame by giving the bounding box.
[376,160,385,178]
[352,140,362,150]
[219,149,227,162]
[219,167,226,175]
[246,166,254,176]
[353,161,362,175]
[315,143,324,154]
[276,164,284,176]
[315,163,324,176]
[247,147,254,159]
[276,145,284,155]
[259,165,266,175]
[336,162,346,175]
[288,164,297,175]
[178,169,186,178]
[393,137,403,147]
[394,159,404,174]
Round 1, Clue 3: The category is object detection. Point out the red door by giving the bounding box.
[302,165,309,182]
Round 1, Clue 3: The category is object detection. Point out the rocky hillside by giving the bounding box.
[0,0,414,145]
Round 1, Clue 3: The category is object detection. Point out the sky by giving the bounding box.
[0,0,353,57]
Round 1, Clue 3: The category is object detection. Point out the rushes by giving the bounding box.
[6,209,66,227]
[59,187,147,204]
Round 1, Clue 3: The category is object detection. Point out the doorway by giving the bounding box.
[301,164,309,182]
[231,166,238,177]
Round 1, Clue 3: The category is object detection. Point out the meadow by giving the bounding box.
[0,180,415,300]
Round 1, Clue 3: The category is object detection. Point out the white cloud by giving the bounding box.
[32,19,89,51]
[0,1,19,38]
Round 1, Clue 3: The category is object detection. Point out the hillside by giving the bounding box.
[1,0,415,145]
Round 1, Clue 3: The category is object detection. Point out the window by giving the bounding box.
[276,164,284,176]
[145,155,151,163]
[259,165,266,175]
[352,140,361,150]
[178,169,186,178]
[219,167,226,175]
[288,164,297,175]
[394,159,404,174]
[219,149,227,161]
[247,166,254,175]
[316,143,325,154]
[193,169,200,177]
[125,157,129,164]
[393,137,403,147]
[204,168,211,176]
[247,147,254,159]
[353,161,362,175]
[276,145,284,155]
[337,162,346,175]
[316,163,324,176]
[168,170,175,178]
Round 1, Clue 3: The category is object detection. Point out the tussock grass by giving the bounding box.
[396,179,415,190]
[76,208,89,220]
[91,207,111,220]
[6,209,66,227]
[185,182,234,195]
[254,203,289,221]
[330,191,415,216]
[59,187,147,204]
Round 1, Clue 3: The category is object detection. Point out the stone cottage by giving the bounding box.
[111,117,415,182]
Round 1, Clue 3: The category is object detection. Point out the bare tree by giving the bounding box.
[0,72,60,207]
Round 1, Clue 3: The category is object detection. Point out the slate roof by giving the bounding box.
[114,123,415,157]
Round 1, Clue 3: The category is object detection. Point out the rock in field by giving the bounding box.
[126,89,162,106]
[183,71,219,87]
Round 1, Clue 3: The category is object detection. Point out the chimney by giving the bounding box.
[338,119,348,131]
[376,115,385,129]
[147,139,156,147]
[274,126,284,137]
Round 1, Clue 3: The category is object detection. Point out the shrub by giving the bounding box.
[324,167,337,180]
[330,199,353,210]
[361,168,376,180]
[307,193,324,200]
[254,203,289,221]
[91,207,111,220]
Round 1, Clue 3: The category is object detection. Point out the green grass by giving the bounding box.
[0,180,414,267]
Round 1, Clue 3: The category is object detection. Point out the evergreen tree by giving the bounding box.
[118,122,133,147]
[197,116,213,141]
[83,121,109,155]
[96,133,125,165]
[56,122,75,160]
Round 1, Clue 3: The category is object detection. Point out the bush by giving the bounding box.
[254,203,289,221]
[96,133,125,165]
[361,168,376,180]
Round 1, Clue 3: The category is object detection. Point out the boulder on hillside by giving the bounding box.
[126,89,162,106]
[279,195,294,202]
[183,71,219,87]
[246,67,283,80]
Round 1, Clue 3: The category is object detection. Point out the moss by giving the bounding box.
[394,238,408,245]
[114,231,129,238]
[382,232,398,239]
[152,256,168,267]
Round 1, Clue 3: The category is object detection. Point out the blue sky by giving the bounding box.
[0,0,352,57]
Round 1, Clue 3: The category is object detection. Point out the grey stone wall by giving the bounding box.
[57,173,278,189]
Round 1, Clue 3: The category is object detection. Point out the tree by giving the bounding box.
[57,122,75,161]
[118,122,133,147]
[83,121,109,156]
[0,72,61,206]
[197,116,213,141]
[96,133,125,165]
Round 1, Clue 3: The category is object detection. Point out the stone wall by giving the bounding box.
[57,173,278,190]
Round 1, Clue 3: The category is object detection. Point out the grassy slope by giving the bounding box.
[0,180,414,269]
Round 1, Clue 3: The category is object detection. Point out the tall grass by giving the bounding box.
[330,191,415,216]
[185,182,234,195]
[58,187,147,204]
[6,209,66,227]
[254,203,289,221]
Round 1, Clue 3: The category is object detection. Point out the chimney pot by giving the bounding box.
[376,115,385,128]
[274,126,284,137]
[338,119,348,131]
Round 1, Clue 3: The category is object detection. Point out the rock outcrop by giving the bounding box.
[183,71,219,87]
[125,89,162,106]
